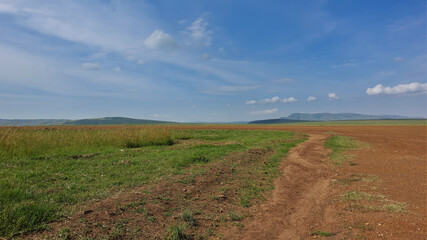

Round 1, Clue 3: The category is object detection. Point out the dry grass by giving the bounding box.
[0,126,173,159]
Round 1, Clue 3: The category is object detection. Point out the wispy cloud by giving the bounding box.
[366,82,427,95]
[245,100,256,104]
[144,30,177,50]
[282,97,297,103]
[259,96,280,104]
[307,96,316,102]
[393,57,404,62]
[328,93,339,100]
[186,15,212,47]
[250,108,278,115]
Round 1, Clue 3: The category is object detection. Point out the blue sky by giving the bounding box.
[0,0,426,121]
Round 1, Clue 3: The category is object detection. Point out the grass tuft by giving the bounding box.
[165,225,190,240]
[180,210,197,227]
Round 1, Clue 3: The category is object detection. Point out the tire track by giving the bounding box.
[223,134,333,239]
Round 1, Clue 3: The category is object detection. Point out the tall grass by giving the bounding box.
[0,126,173,159]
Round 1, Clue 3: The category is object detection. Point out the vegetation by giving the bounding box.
[310,230,335,237]
[0,127,303,237]
[165,225,190,240]
[325,135,365,164]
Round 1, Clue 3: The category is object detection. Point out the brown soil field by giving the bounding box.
[28,125,426,239]
[173,125,427,239]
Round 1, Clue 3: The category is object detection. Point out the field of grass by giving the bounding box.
[0,126,304,238]
[271,119,426,126]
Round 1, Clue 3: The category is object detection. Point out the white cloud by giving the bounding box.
[282,97,297,103]
[144,29,177,50]
[245,100,256,104]
[114,67,121,72]
[328,93,339,100]
[307,96,316,102]
[260,96,280,104]
[81,62,100,71]
[250,108,278,115]
[394,57,404,62]
[366,82,427,95]
[186,15,212,46]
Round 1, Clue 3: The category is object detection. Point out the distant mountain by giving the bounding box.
[249,119,307,124]
[63,117,174,125]
[0,119,67,126]
[0,117,174,126]
[249,112,417,124]
[284,113,410,121]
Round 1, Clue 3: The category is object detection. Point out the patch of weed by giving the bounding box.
[165,225,190,240]
[325,136,366,165]
[382,203,407,213]
[180,210,197,227]
[228,211,243,221]
[57,228,72,240]
[310,230,335,237]
[341,191,384,202]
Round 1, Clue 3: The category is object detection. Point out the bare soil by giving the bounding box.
[28,126,426,239]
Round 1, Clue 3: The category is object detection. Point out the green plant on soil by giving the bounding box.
[310,230,334,237]
[325,135,366,165]
[165,225,190,240]
[0,127,303,237]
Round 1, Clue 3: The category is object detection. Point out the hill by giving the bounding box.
[0,119,67,126]
[248,119,307,124]
[63,117,174,125]
[249,113,417,124]
[0,117,174,126]
[284,113,409,121]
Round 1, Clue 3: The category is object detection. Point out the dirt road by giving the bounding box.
[223,134,333,239]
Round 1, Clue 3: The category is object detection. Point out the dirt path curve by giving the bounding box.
[224,134,334,239]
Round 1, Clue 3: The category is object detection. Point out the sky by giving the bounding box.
[0,0,426,122]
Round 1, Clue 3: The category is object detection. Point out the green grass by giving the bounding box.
[180,210,197,227]
[268,119,426,126]
[310,230,335,237]
[165,225,190,240]
[0,127,302,237]
[325,135,365,164]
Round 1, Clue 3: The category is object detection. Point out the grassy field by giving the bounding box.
[270,119,426,126]
[0,126,304,238]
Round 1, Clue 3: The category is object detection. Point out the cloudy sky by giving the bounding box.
[0,0,426,121]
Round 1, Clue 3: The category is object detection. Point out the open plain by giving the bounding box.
[1,124,426,239]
